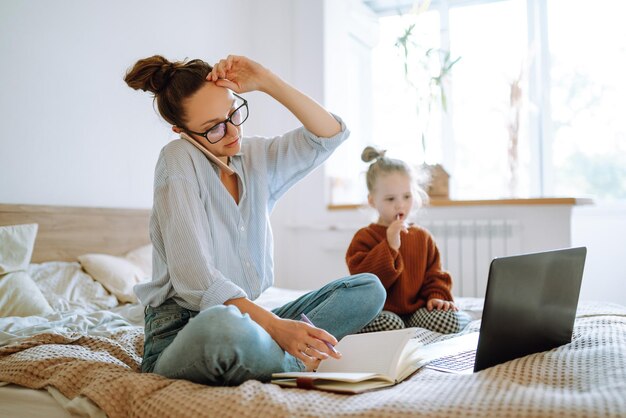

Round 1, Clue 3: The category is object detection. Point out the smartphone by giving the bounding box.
[179,132,234,176]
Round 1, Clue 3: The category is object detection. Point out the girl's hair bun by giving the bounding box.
[361,146,386,163]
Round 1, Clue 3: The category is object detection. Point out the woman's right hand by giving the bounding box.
[224,298,340,371]
[207,55,341,138]
[267,317,341,371]
[206,55,273,94]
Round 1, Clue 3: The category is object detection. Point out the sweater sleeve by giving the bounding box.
[418,233,454,301]
[345,228,404,289]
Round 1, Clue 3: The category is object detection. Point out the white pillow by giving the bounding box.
[0,271,54,317]
[0,223,38,274]
[125,244,152,278]
[78,246,151,304]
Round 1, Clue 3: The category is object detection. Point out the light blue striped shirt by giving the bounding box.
[134,116,349,311]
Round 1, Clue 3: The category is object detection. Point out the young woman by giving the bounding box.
[346,146,471,334]
[124,55,385,385]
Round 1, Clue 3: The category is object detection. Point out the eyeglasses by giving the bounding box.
[184,93,249,144]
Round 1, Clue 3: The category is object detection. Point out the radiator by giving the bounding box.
[420,220,522,298]
[287,219,522,298]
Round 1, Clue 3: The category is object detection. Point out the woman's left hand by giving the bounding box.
[206,55,271,94]
[427,298,458,312]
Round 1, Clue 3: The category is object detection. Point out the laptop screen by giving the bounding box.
[474,247,586,372]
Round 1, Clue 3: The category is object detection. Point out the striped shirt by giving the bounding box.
[134,116,349,311]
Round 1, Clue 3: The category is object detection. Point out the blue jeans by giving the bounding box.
[142,273,385,386]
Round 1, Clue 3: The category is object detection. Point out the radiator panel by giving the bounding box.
[420,220,522,298]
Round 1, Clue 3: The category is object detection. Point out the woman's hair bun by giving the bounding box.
[124,55,179,95]
[361,146,386,163]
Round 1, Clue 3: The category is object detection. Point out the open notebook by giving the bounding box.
[271,329,479,394]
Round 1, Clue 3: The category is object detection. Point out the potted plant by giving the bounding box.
[394,8,460,199]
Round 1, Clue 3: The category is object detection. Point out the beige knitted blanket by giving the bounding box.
[1,302,625,418]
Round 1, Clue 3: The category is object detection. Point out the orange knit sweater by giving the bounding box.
[345,223,453,315]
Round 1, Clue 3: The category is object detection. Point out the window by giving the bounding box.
[547,0,626,199]
[448,0,529,199]
[372,11,442,174]
[326,0,626,205]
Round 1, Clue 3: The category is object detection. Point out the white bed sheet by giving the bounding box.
[0,383,72,418]
[0,281,318,417]
[0,382,108,418]
[28,262,118,312]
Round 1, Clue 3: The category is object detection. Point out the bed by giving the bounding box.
[1,203,625,418]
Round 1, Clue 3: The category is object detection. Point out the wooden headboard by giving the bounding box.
[0,204,151,262]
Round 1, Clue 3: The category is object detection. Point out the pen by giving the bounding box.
[300,313,340,355]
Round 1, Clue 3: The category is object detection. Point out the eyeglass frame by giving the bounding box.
[183,93,249,144]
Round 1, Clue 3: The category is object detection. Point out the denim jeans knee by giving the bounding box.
[151,304,301,385]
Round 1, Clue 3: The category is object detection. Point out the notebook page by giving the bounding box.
[395,336,426,379]
[271,371,390,383]
[317,328,416,378]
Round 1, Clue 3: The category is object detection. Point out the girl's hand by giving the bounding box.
[267,317,341,371]
[206,55,272,94]
[426,298,458,312]
[387,218,408,251]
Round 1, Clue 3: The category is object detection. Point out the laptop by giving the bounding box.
[421,247,587,374]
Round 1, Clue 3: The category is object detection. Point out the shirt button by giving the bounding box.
[246,262,251,267]
[240,226,245,231]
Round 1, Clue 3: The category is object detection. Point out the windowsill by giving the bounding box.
[328,197,594,211]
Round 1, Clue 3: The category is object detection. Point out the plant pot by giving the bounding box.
[420,163,450,199]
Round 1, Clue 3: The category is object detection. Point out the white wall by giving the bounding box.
[572,203,626,305]
[270,0,381,290]
[0,0,305,208]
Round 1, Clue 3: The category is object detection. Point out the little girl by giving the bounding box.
[345,146,471,334]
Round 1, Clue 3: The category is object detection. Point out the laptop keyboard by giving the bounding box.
[426,350,476,372]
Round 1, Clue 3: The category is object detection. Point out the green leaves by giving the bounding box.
[393,14,461,159]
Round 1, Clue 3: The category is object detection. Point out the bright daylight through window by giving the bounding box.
[326,0,626,206]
